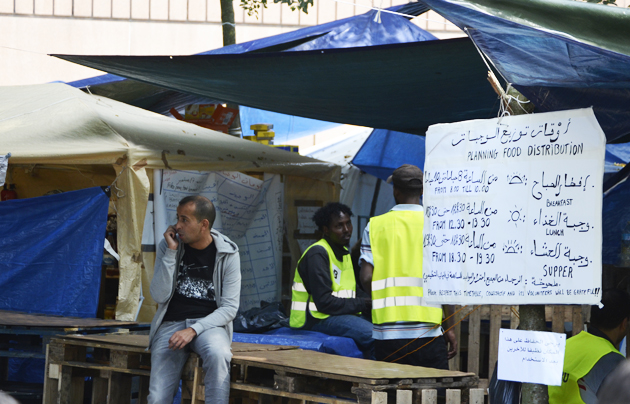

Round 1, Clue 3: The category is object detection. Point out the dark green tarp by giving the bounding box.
[54,38,500,134]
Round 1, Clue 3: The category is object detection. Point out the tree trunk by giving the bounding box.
[506,86,548,404]
[519,305,549,404]
[220,0,236,46]
[219,0,242,136]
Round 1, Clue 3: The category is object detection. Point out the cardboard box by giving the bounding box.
[185,104,216,120]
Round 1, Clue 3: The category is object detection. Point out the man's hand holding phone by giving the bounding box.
[164,225,179,250]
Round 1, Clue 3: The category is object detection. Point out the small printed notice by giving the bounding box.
[498,329,566,386]
[297,206,319,235]
[155,170,284,311]
[0,153,10,186]
[423,108,605,304]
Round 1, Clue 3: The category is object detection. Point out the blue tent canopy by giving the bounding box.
[203,3,434,54]
[352,129,427,181]
[420,0,630,143]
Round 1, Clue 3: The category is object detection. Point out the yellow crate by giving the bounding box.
[250,123,274,131]
[255,131,275,138]
[271,145,299,153]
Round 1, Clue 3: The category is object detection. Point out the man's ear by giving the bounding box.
[201,218,210,231]
[322,226,329,237]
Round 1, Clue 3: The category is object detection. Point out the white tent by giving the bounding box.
[0,83,341,320]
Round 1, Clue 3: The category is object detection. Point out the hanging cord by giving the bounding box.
[330,0,458,27]
[510,305,520,320]
[464,27,508,85]
[108,165,128,199]
[373,0,384,23]
[382,304,479,363]
[72,165,98,188]
[463,27,531,121]
[383,305,481,363]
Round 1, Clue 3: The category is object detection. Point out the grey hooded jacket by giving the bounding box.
[148,229,241,347]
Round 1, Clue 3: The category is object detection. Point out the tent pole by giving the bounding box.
[369,178,381,217]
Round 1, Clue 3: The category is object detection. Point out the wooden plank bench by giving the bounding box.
[44,334,480,404]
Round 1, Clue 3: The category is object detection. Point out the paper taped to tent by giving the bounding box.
[0,83,342,321]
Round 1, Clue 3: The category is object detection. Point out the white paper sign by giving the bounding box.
[0,153,10,186]
[297,206,319,234]
[498,329,566,386]
[156,170,284,311]
[423,108,605,304]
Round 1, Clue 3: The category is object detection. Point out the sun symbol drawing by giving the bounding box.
[507,206,525,227]
[503,240,523,254]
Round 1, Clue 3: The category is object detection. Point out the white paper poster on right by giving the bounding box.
[423,108,606,305]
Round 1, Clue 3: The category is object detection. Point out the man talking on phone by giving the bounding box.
[147,195,241,404]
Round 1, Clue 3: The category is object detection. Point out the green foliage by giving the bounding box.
[240,0,314,17]
[585,0,617,4]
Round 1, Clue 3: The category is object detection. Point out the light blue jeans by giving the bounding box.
[148,319,232,404]
[310,314,375,359]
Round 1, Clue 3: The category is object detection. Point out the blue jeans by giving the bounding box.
[148,320,232,404]
[311,314,375,359]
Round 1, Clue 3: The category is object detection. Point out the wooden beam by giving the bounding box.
[421,389,437,404]
[445,389,461,404]
[552,306,565,334]
[488,305,502,377]
[467,307,481,375]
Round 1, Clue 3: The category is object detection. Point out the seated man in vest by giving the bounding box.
[290,202,374,358]
[360,164,457,368]
[549,289,630,404]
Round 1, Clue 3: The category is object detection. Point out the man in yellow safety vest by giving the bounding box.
[289,202,374,358]
[549,289,630,404]
[359,164,457,368]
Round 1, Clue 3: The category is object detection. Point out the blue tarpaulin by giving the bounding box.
[0,186,109,317]
[603,176,630,266]
[66,4,435,142]
[234,327,363,358]
[420,0,630,143]
[352,129,427,181]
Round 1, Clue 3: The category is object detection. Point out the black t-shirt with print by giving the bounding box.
[163,242,218,322]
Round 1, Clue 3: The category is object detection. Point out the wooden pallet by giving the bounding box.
[185,348,479,404]
[450,304,591,390]
[44,334,479,404]
[43,334,299,404]
[44,334,152,404]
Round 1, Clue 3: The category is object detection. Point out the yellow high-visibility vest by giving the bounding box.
[289,239,357,328]
[548,331,622,404]
[370,210,442,325]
